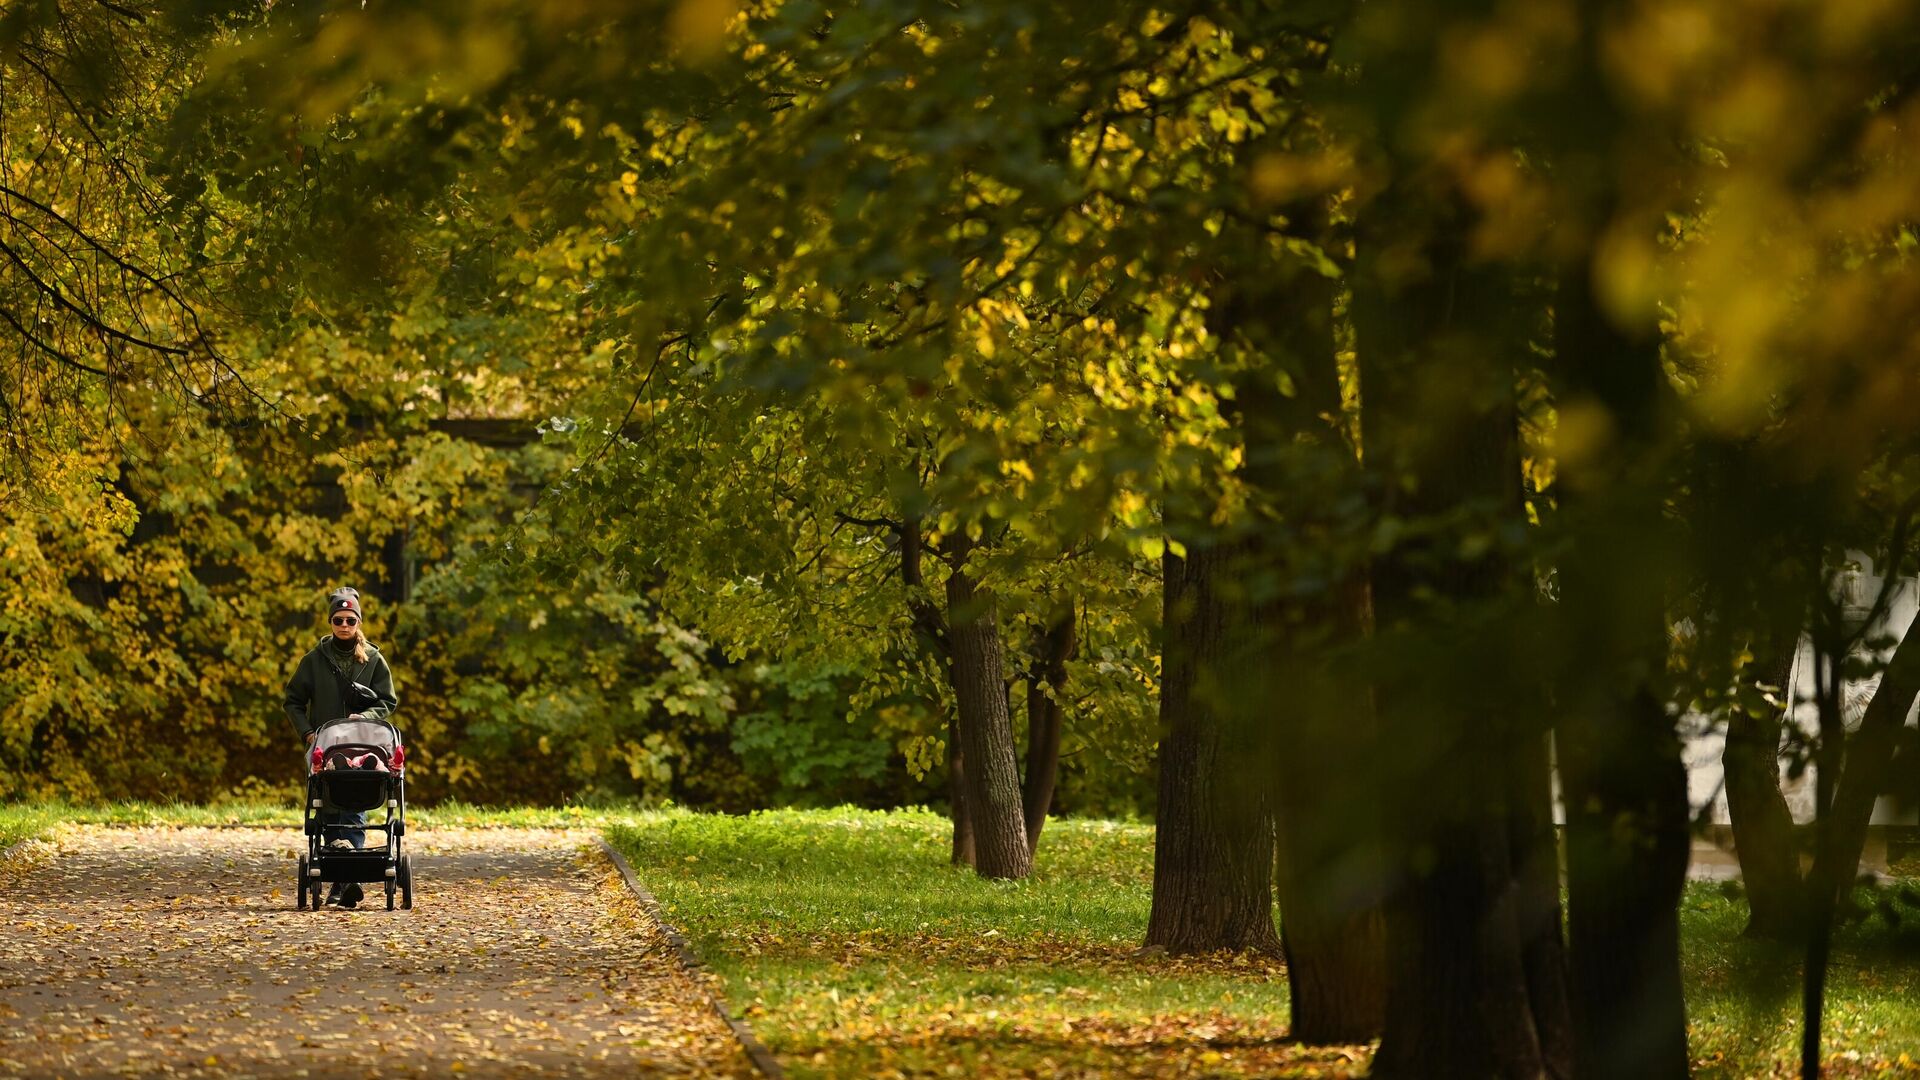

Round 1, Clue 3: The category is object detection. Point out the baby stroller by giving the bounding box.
[297,716,415,911]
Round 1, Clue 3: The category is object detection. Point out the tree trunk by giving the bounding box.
[1809,607,1920,913]
[1374,817,1552,1079]
[890,514,983,870]
[1275,817,1387,1042]
[945,557,1032,880]
[1725,627,1805,938]
[1554,255,1692,1080]
[948,710,976,868]
[1144,541,1282,955]
[1270,577,1388,1042]
[1555,703,1690,1080]
[1512,729,1576,1076]
[1226,263,1388,1041]
[1356,182,1562,1078]
[1022,602,1074,857]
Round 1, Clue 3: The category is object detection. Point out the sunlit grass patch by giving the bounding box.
[0,799,640,841]
[612,808,1920,1079]
[1682,883,1920,1078]
[606,807,1306,1078]
[0,802,66,849]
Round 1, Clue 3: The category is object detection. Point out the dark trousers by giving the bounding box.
[324,809,367,849]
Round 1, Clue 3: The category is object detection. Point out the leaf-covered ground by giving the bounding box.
[0,826,752,1078]
[609,808,1920,1080]
[607,808,1359,1079]
[8,807,1920,1078]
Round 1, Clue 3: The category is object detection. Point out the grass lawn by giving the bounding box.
[9,801,1920,1077]
[607,808,1339,1079]
[0,799,632,846]
[610,808,1920,1079]
[1683,883,1920,1077]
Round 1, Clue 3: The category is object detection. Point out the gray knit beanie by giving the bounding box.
[328,587,362,618]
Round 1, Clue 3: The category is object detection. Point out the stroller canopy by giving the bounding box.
[316,717,400,754]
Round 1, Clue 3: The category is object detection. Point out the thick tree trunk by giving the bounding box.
[1271,579,1390,1043]
[1356,185,1563,1079]
[1725,629,1805,938]
[1554,251,1693,1080]
[1374,817,1551,1078]
[1275,818,1387,1042]
[1227,264,1388,1042]
[1271,587,1388,1044]
[1558,693,1692,1080]
[1537,9,1695,1069]
[1144,541,1282,955]
[945,559,1032,880]
[1022,603,1074,857]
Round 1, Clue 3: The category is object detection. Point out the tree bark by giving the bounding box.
[1022,602,1074,857]
[944,554,1033,880]
[1144,541,1282,955]
[1724,627,1805,938]
[1270,579,1388,1043]
[947,710,976,868]
[893,515,977,868]
[1554,254,1692,1080]
[1356,182,1564,1079]
[1374,817,1552,1079]
[1226,262,1388,1042]
[1275,802,1387,1041]
[1809,605,1920,912]
[1512,728,1577,1074]
[1556,666,1691,1080]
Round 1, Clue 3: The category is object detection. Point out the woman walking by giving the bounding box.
[283,586,400,908]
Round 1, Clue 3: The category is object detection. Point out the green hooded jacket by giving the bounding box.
[283,637,400,739]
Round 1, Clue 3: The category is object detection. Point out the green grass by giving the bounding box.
[1683,883,1920,1077]
[0,799,638,846]
[607,808,1338,1079]
[0,802,68,849]
[610,809,1920,1079]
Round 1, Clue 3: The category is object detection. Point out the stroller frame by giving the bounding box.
[297,716,415,911]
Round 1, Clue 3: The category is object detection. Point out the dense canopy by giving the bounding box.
[7,0,1920,1075]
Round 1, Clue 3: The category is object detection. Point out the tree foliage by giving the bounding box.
[12,0,1920,1069]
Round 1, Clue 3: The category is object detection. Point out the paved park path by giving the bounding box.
[0,827,755,1079]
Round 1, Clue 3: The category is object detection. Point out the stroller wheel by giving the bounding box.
[385,882,396,911]
[398,854,414,911]
[296,857,309,910]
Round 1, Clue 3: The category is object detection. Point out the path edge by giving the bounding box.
[594,836,786,1080]
[0,835,44,879]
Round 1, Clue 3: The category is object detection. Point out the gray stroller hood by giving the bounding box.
[312,717,402,814]
[316,718,400,755]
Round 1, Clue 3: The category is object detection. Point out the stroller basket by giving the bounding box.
[317,770,392,813]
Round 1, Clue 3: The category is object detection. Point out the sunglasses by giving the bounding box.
[331,615,359,627]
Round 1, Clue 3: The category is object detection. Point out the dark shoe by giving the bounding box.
[339,882,364,909]
[324,883,344,908]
